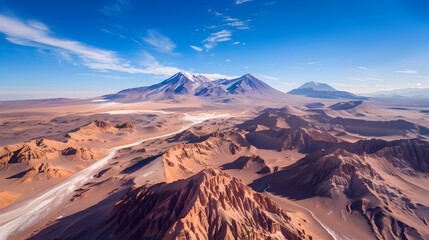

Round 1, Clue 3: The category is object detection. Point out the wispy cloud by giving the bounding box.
[258,74,279,81]
[142,30,176,53]
[307,61,323,65]
[225,17,250,30]
[138,51,181,75]
[100,0,129,16]
[211,11,251,30]
[0,14,179,76]
[357,66,368,70]
[396,69,418,74]
[76,73,134,79]
[190,45,203,52]
[236,0,253,4]
[416,75,429,79]
[203,30,232,50]
[348,77,383,82]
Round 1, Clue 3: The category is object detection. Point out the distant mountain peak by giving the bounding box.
[288,81,368,100]
[298,81,336,91]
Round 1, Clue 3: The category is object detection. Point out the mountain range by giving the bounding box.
[104,72,372,103]
[368,88,429,98]
[288,81,369,100]
[105,71,287,102]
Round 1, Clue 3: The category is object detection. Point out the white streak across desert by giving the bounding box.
[0,113,229,240]
[263,183,347,240]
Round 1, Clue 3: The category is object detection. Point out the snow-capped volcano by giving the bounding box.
[105,72,287,102]
[288,81,369,100]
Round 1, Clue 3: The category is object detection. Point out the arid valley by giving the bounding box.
[2,1,429,239]
[0,72,428,240]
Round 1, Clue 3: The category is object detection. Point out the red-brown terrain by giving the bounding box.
[0,73,428,240]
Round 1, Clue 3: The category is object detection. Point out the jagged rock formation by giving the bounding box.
[84,168,311,240]
[244,108,429,239]
[167,129,206,143]
[0,139,57,166]
[162,131,246,182]
[341,138,429,175]
[61,146,96,161]
[251,145,428,239]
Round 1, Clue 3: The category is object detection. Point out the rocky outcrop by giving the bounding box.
[66,120,134,140]
[251,149,382,199]
[238,112,309,131]
[61,146,96,161]
[222,155,272,174]
[251,145,428,240]
[0,139,57,166]
[347,199,424,240]
[162,131,246,182]
[245,127,341,153]
[12,162,75,183]
[343,138,429,175]
[329,101,363,110]
[86,168,310,240]
[115,122,134,129]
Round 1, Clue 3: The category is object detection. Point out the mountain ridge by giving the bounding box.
[104,72,288,102]
[289,81,368,100]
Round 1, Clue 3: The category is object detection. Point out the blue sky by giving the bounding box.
[1,0,429,100]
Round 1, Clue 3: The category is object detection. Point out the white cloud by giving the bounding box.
[307,61,323,65]
[357,66,368,70]
[348,77,383,82]
[226,59,231,62]
[225,17,250,30]
[138,51,181,75]
[212,11,250,30]
[203,30,232,50]
[0,14,180,76]
[232,41,240,45]
[396,69,418,74]
[416,75,429,79]
[236,0,253,4]
[258,74,279,81]
[77,73,134,79]
[190,45,203,52]
[142,30,176,53]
